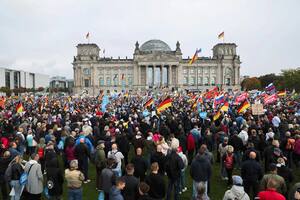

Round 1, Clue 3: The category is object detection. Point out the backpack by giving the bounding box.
[224,154,234,169]
[286,138,295,150]
[108,151,119,168]
[20,164,34,185]
[90,149,97,164]
[37,147,45,159]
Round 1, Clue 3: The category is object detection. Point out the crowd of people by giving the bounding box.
[0,88,299,200]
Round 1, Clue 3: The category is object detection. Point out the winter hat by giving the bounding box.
[232,176,243,186]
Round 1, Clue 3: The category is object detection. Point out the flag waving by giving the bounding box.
[238,101,250,114]
[157,98,172,114]
[189,49,201,65]
[218,31,224,40]
[16,102,24,113]
[86,32,90,39]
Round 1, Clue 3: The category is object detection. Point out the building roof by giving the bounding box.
[140,39,172,52]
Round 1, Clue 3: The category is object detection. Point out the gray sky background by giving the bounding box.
[0,0,299,79]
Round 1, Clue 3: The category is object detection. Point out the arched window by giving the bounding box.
[204,77,209,86]
[211,77,216,86]
[99,77,104,86]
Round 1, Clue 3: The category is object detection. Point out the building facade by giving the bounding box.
[73,39,241,95]
[0,67,49,90]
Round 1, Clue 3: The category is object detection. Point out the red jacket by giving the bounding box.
[187,133,195,151]
[258,189,286,200]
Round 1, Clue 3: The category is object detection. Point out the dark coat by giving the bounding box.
[190,156,212,182]
[122,174,139,200]
[145,173,166,199]
[131,155,148,180]
[241,159,263,183]
[165,151,184,181]
[150,152,166,175]
[46,159,64,196]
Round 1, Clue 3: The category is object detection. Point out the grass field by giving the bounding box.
[55,149,300,200]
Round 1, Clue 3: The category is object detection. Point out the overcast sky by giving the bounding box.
[0,0,299,79]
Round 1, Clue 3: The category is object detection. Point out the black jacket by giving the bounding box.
[145,173,166,199]
[190,156,211,182]
[165,151,184,181]
[11,162,23,180]
[46,159,64,196]
[241,159,263,183]
[150,152,166,175]
[74,143,89,161]
[131,155,148,180]
[228,135,244,152]
[122,174,139,200]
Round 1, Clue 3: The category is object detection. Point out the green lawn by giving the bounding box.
[55,150,300,200]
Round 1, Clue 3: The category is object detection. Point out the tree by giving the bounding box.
[281,68,300,92]
[241,77,262,91]
[258,73,279,88]
[37,87,44,92]
[0,87,12,96]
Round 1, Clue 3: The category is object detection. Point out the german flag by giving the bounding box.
[16,102,24,113]
[64,104,69,112]
[238,101,250,114]
[220,102,229,112]
[0,97,5,109]
[218,31,224,40]
[278,91,286,97]
[189,49,201,65]
[157,98,172,114]
[144,98,154,108]
[213,110,221,121]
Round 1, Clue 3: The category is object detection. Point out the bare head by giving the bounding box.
[249,151,256,160]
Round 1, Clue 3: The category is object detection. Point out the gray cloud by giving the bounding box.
[0,0,299,78]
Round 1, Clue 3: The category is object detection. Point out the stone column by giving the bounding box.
[177,65,182,87]
[152,66,155,86]
[138,65,141,86]
[168,65,172,86]
[145,65,148,87]
[159,65,162,87]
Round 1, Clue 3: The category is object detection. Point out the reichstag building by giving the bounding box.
[72,39,241,95]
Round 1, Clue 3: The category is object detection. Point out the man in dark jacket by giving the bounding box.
[241,151,263,199]
[122,164,139,200]
[131,148,148,181]
[190,152,212,199]
[74,138,90,183]
[228,131,243,169]
[146,162,166,200]
[46,158,64,199]
[165,148,184,200]
[0,151,11,200]
[150,145,166,175]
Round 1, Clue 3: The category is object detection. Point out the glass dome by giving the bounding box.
[140,39,172,52]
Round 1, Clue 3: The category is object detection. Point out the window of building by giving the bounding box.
[198,77,203,85]
[99,77,104,86]
[84,79,90,87]
[5,72,10,88]
[190,69,195,74]
[198,69,202,74]
[183,76,188,85]
[190,77,196,85]
[106,77,111,86]
[211,68,216,74]
[83,68,90,75]
[204,77,209,86]
[113,74,119,86]
[211,77,216,85]
[204,68,208,74]
[183,69,187,74]
[226,78,231,86]
[14,72,18,89]
[128,76,133,85]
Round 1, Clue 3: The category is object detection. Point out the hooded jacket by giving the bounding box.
[46,158,64,196]
[109,186,124,200]
[190,156,212,182]
[223,185,250,200]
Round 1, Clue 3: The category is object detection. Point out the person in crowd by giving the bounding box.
[65,159,85,200]
[260,163,287,195]
[177,146,188,194]
[241,151,263,199]
[219,137,229,180]
[109,177,126,200]
[131,147,148,181]
[9,155,24,200]
[95,140,107,191]
[150,145,166,175]
[108,143,124,177]
[277,158,294,194]
[192,182,210,200]
[100,158,116,199]
[257,177,286,200]
[122,163,139,200]
[46,158,64,200]
[0,151,11,200]
[165,145,184,200]
[223,175,250,200]
[146,162,166,200]
[228,131,243,169]
[138,182,154,200]
[74,137,90,183]
[24,153,43,200]
[222,145,235,186]
[190,147,212,199]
